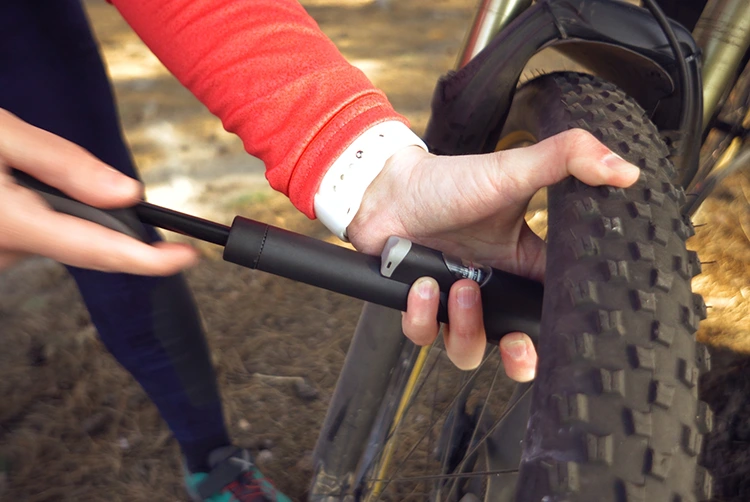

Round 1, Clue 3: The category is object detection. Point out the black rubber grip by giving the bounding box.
[11,169,149,242]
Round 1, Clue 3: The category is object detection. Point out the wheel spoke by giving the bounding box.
[445,358,503,500]
[382,343,442,445]
[436,371,463,499]
[379,371,533,500]
[449,382,533,478]
[373,350,496,500]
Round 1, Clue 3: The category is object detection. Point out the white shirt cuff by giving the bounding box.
[313,121,428,241]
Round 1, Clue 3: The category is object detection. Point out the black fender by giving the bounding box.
[424,0,702,155]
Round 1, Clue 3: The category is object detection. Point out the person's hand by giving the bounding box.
[0,109,198,275]
[347,129,641,381]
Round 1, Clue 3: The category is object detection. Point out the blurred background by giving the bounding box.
[0,0,748,500]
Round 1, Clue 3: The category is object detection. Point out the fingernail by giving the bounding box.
[416,277,437,300]
[457,286,478,308]
[602,152,639,174]
[501,339,529,361]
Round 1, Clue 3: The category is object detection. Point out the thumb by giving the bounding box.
[0,109,142,208]
[490,129,640,200]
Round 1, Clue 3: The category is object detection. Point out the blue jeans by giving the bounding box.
[0,0,230,472]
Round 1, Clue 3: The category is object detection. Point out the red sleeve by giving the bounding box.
[110,0,407,218]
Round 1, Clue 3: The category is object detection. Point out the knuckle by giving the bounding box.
[449,322,474,342]
[63,147,97,180]
[556,129,602,160]
[562,128,596,147]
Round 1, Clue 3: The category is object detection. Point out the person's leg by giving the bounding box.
[0,0,229,473]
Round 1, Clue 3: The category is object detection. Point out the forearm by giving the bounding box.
[111,0,407,217]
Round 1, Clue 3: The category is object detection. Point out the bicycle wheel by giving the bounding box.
[311,72,713,502]
[509,72,712,501]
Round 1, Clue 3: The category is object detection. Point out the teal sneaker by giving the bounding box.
[185,446,292,502]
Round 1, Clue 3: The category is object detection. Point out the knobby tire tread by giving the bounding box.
[510,73,712,502]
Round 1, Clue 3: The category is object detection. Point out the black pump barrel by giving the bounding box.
[223,217,416,314]
[223,216,543,344]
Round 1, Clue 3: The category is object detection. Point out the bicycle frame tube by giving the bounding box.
[456,0,533,69]
[693,0,750,130]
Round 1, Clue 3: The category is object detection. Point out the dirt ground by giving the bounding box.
[1,0,749,501]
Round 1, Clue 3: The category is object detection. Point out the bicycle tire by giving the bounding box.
[310,71,713,502]
[509,72,712,502]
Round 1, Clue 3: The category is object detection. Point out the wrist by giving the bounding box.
[313,121,427,241]
[346,144,432,254]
